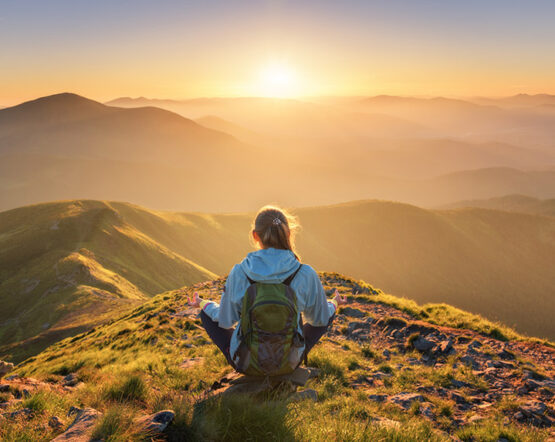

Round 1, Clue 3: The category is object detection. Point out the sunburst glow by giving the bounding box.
[255,61,300,98]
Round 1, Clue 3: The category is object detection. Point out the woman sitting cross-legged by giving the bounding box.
[188,205,347,376]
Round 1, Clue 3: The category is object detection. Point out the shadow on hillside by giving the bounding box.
[166,390,295,441]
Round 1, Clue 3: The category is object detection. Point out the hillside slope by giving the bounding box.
[1,198,555,365]
[0,200,216,362]
[439,195,555,217]
[0,274,553,440]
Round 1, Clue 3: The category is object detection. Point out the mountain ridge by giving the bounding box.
[1,198,555,365]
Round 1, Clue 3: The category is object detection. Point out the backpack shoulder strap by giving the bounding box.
[282,264,303,286]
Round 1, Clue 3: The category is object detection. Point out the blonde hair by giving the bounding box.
[251,205,300,261]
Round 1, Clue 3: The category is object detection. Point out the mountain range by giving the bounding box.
[1,93,555,213]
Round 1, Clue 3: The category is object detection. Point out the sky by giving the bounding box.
[1,0,555,104]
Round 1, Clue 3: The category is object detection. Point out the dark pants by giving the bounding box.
[200,310,334,369]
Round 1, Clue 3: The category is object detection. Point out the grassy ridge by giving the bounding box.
[0,200,216,361]
[2,197,555,364]
[3,274,550,441]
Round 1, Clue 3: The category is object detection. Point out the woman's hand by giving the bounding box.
[187,291,201,308]
[334,289,348,306]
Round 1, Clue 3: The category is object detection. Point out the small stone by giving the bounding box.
[0,361,14,378]
[467,414,484,424]
[420,402,435,419]
[0,384,9,393]
[348,322,370,334]
[460,355,479,369]
[340,307,366,318]
[67,406,83,417]
[389,393,425,410]
[519,400,547,416]
[6,407,34,420]
[434,339,454,355]
[53,408,102,442]
[368,394,387,402]
[514,411,525,421]
[382,349,391,359]
[413,336,435,352]
[49,416,64,429]
[451,379,471,388]
[498,349,515,360]
[289,389,318,402]
[524,379,542,391]
[134,409,175,433]
[63,373,79,387]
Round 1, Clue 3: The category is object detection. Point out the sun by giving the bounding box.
[256,61,299,98]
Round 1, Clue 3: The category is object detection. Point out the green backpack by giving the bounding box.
[235,264,304,376]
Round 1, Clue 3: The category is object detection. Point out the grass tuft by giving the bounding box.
[104,375,148,403]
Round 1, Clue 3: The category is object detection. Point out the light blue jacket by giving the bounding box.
[203,248,336,363]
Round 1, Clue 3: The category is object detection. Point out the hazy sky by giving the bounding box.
[2,0,555,103]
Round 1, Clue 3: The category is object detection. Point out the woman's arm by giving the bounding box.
[301,266,347,326]
[187,264,243,328]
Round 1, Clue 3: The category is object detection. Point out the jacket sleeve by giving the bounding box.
[201,264,243,329]
[301,266,337,326]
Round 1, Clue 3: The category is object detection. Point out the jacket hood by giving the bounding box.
[239,248,300,283]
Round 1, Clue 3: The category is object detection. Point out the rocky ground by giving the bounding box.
[0,273,554,440]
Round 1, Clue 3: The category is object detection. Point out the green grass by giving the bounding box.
[353,292,553,347]
[2,274,553,441]
[104,375,148,403]
[22,393,48,413]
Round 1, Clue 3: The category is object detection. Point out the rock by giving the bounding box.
[4,375,19,381]
[420,402,435,420]
[49,415,64,429]
[405,323,439,337]
[340,307,366,318]
[0,361,14,378]
[385,317,408,329]
[433,339,454,356]
[134,409,175,434]
[4,407,34,420]
[514,411,525,421]
[413,336,435,352]
[372,416,401,429]
[498,349,516,360]
[0,384,9,393]
[368,394,387,402]
[350,329,369,340]
[388,393,425,410]
[519,400,547,416]
[460,355,479,369]
[347,322,370,334]
[63,373,79,387]
[67,406,83,417]
[372,371,392,380]
[451,379,471,388]
[180,357,205,369]
[288,389,318,403]
[53,407,102,441]
[524,379,543,391]
[467,414,484,424]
